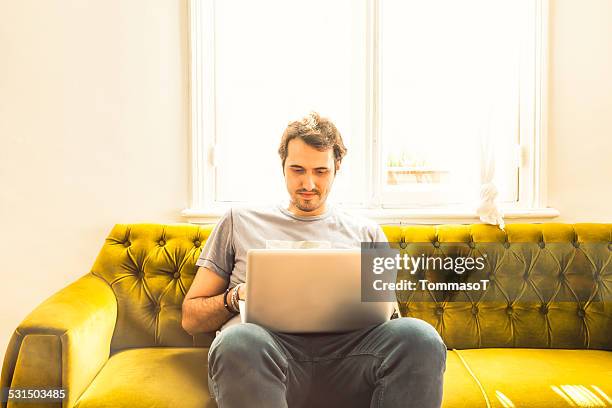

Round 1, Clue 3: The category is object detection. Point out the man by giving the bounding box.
[182,112,447,408]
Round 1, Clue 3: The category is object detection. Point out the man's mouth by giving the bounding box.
[298,192,318,199]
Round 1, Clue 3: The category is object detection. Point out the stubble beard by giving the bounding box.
[292,192,324,213]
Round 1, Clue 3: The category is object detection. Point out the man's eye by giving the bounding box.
[292,168,304,174]
[316,169,328,175]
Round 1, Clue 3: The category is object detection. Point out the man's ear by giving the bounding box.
[335,161,341,174]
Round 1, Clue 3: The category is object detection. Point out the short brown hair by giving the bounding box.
[278,112,347,168]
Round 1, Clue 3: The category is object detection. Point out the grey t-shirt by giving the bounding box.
[195,203,387,330]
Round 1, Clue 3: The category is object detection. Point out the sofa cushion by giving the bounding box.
[450,348,612,408]
[74,347,216,408]
[441,351,490,407]
[72,345,494,408]
[54,344,612,408]
[67,341,612,408]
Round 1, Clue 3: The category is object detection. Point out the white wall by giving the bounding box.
[547,0,612,223]
[0,0,190,355]
[0,0,611,360]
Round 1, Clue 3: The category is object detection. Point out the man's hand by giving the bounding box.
[237,282,247,300]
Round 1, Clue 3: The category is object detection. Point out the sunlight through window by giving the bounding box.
[550,384,609,407]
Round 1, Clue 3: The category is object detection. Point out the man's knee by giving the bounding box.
[381,317,447,363]
[208,323,285,367]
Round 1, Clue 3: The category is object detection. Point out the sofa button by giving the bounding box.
[435,307,444,316]
[538,241,545,249]
[503,242,510,249]
[124,241,131,247]
[194,240,201,247]
[159,240,166,246]
[573,241,580,248]
[471,306,478,315]
[540,305,548,314]
[577,309,585,318]
[468,242,476,249]
[608,243,612,251]
[173,272,180,279]
[506,306,514,315]
[488,275,496,282]
[433,241,440,248]
[399,242,407,249]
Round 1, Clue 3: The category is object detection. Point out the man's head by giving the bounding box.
[278,112,347,216]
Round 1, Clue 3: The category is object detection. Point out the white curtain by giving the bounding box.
[476,117,505,230]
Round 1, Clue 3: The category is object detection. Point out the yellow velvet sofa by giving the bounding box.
[2,223,611,408]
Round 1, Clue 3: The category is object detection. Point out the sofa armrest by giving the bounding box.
[1,274,117,408]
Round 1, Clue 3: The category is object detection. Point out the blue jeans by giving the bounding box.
[207,317,447,408]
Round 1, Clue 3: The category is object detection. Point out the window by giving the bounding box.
[186,0,553,222]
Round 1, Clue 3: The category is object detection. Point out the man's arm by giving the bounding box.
[182,266,240,335]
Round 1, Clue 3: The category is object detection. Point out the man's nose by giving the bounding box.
[303,174,315,190]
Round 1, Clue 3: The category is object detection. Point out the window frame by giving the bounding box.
[183,0,558,224]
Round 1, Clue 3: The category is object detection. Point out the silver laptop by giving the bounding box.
[242,249,395,333]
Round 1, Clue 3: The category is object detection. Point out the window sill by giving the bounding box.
[181,206,560,225]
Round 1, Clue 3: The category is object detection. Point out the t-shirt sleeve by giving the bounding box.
[195,209,235,281]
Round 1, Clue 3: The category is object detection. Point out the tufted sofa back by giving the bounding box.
[91,223,215,352]
[384,223,611,350]
[90,223,611,352]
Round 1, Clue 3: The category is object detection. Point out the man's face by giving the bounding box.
[283,138,339,217]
